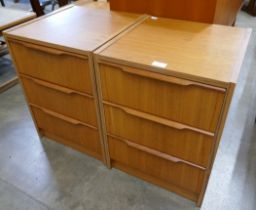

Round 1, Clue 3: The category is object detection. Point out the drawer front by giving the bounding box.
[104,104,214,167]
[21,75,98,127]
[108,136,205,195]
[99,63,226,132]
[31,106,102,156]
[9,41,93,94]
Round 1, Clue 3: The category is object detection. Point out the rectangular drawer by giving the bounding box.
[9,40,93,94]
[31,105,102,157]
[104,103,214,168]
[21,75,98,127]
[108,136,205,196]
[99,63,226,132]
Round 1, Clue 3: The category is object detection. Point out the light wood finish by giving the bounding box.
[99,63,226,132]
[214,0,244,24]
[104,104,214,168]
[4,1,145,54]
[8,40,93,93]
[104,102,215,137]
[0,8,35,33]
[117,138,205,170]
[108,136,205,201]
[31,105,102,159]
[3,1,251,206]
[109,0,243,25]
[94,16,251,206]
[96,17,251,86]
[197,83,236,206]
[21,75,98,126]
[4,1,146,166]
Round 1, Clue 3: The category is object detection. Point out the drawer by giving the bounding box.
[108,136,205,196]
[99,63,226,132]
[9,40,93,94]
[104,103,214,168]
[31,105,102,157]
[21,75,98,127]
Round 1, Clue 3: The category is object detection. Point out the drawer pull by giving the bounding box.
[122,67,226,92]
[11,39,87,59]
[100,62,226,92]
[31,104,97,130]
[117,137,206,170]
[22,75,93,98]
[22,42,67,56]
[104,102,215,137]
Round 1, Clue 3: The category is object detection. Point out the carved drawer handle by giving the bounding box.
[100,61,226,93]
[117,137,206,170]
[22,75,93,98]
[31,104,97,130]
[11,39,87,59]
[104,102,215,137]
[31,77,76,94]
[22,42,67,56]
[122,67,226,92]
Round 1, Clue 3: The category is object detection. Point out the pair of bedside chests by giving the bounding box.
[4,1,251,206]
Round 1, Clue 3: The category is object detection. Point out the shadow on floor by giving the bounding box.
[0,55,16,86]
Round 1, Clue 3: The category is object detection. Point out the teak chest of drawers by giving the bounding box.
[109,0,243,25]
[94,17,251,206]
[4,1,145,164]
[4,1,251,207]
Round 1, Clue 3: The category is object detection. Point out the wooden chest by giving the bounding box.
[4,1,251,206]
[94,17,251,206]
[109,0,244,25]
[4,1,145,164]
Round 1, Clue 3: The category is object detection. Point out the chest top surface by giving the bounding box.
[0,8,35,31]
[5,1,143,53]
[97,17,251,85]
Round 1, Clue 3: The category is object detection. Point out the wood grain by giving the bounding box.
[104,104,214,168]
[112,161,199,201]
[104,101,215,137]
[109,0,243,25]
[31,105,102,158]
[214,0,244,25]
[99,63,225,132]
[108,136,205,197]
[4,1,144,54]
[21,75,98,126]
[4,1,146,168]
[97,17,251,85]
[3,3,250,206]
[8,40,92,94]
[94,16,251,206]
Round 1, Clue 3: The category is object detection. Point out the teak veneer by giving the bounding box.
[109,0,243,25]
[94,16,251,206]
[3,1,251,207]
[4,0,146,165]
